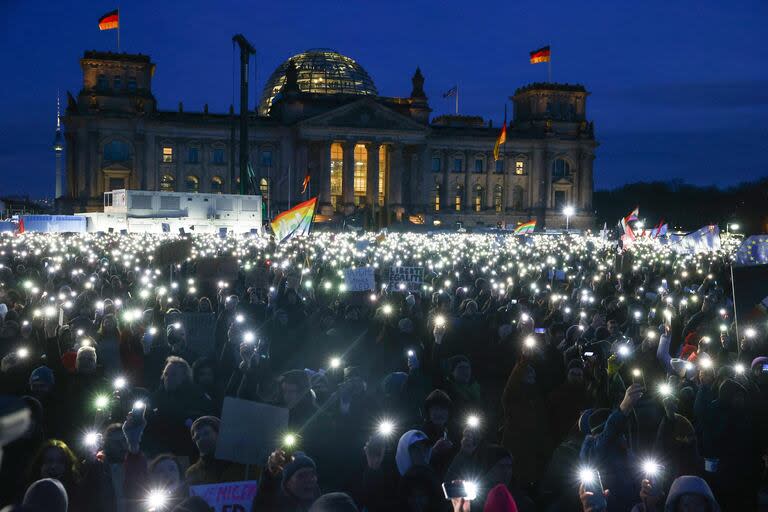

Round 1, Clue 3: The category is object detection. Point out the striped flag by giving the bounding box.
[98,9,119,30]
[529,46,551,64]
[493,106,507,161]
[442,86,457,98]
[270,197,317,243]
[514,219,536,235]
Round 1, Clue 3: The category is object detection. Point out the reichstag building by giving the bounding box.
[61,48,596,228]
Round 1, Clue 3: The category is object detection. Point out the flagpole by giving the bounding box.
[455,85,459,115]
[730,262,740,354]
[547,45,551,82]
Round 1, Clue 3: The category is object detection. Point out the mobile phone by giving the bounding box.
[534,327,546,334]
[442,481,477,500]
[581,470,607,508]
[762,364,768,374]
[584,351,595,358]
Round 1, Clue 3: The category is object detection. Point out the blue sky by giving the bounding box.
[1,0,766,197]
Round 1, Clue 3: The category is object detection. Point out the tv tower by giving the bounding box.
[53,91,64,200]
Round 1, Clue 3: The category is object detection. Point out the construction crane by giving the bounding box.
[232,34,257,195]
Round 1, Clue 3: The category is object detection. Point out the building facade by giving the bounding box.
[62,49,597,229]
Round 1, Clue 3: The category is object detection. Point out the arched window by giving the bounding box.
[330,143,343,210]
[474,184,483,212]
[494,184,503,212]
[104,140,130,162]
[260,178,270,200]
[185,175,199,193]
[354,144,367,205]
[160,174,175,192]
[552,158,571,179]
[512,186,524,210]
[434,184,441,212]
[211,176,224,194]
[455,185,464,212]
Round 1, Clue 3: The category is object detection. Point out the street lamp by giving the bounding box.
[727,223,740,234]
[563,206,575,230]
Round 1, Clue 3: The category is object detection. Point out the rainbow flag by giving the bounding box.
[514,219,536,234]
[271,197,317,243]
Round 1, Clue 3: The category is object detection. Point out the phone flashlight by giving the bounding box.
[523,336,536,349]
[466,414,481,428]
[434,315,446,328]
[113,376,127,390]
[377,420,395,437]
[329,356,342,369]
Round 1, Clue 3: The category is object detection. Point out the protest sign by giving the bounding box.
[344,267,375,291]
[167,312,216,356]
[154,238,193,267]
[732,264,768,331]
[189,480,258,512]
[215,398,289,465]
[388,266,424,292]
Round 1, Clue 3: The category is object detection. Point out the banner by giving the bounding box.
[215,398,289,465]
[674,225,721,254]
[388,267,424,292]
[344,267,375,291]
[189,480,258,512]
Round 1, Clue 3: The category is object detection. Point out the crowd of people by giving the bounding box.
[0,230,765,512]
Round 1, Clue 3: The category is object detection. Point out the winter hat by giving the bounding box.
[671,414,696,444]
[381,372,408,395]
[0,303,7,320]
[282,452,316,487]
[424,389,452,414]
[309,492,358,512]
[587,408,611,435]
[29,366,55,386]
[23,478,68,512]
[398,318,414,334]
[664,475,720,512]
[484,483,519,512]
[190,415,221,436]
[447,355,470,373]
[578,409,594,435]
[567,358,585,372]
[405,295,416,308]
[717,378,746,404]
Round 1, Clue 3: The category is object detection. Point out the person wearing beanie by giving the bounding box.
[444,355,482,413]
[185,415,256,485]
[664,475,720,512]
[254,450,320,512]
[652,396,703,483]
[22,478,68,512]
[309,492,358,512]
[484,483,519,512]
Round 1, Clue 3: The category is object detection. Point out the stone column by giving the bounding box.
[463,151,471,211]
[366,142,380,206]
[319,141,333,215]
[581,152,594,210]
[389,143,404,219]
[342,141,355,213]
[485,152,493,210]
[87,131,98,201]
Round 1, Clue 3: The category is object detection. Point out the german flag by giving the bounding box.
[493,107,507,161]
[529,46,551,64]
[98,9,119,31]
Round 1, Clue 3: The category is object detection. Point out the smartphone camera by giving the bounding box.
[442,480,478,500]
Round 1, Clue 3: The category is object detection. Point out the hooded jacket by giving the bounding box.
[664,475,720,512]
[396,430,431,476]
[23,478,68,512]
[483,484,519,512]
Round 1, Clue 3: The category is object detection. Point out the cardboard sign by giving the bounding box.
[215,398,289,465]
[166,312,216,357]
[344,267,375,291]
[189,480,258,512]
[154,239,193,266]
[388,266,424,292]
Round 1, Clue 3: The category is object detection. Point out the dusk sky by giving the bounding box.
[1,0,766,197]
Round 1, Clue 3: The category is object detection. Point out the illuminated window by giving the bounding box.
[494,184,503,212]
[552,158,570,179]
[185,175,199,193]
[188,147,199,164]
[455,185,463,211]
[434,184,441,212]
[160,174,175,192]
[162,147,174,163]
[330,143,343,210]
[474,159,483,174]
[379,146,387,206]
[211,176,224,193]
[453,158,463,173]
[495,159,504,174]
[212,148,225,164]
[515,161,525,175]
[354,144,367,205]
[431,157,441,173]
[260,178,269,199]
[474,185,483,211]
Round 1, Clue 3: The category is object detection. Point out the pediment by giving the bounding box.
[299,98,425,132]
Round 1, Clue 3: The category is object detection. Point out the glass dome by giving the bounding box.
[259,48,378,115]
